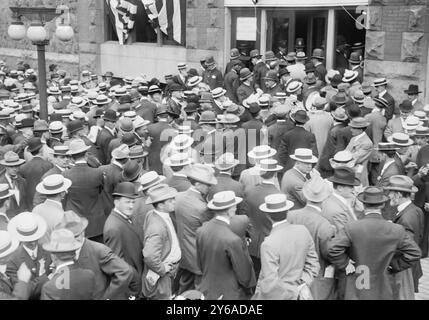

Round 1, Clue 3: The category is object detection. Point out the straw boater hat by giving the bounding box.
[67,139,91,155]
[373,78,388,87]
[171,134,194,151]
[330,150,355,169]
[145,184,178,205]
[0,230,20,259]
[0,151,25,166]
[342,69,359,83]
[164,152,193,167]
[8,212,47,242]
[259,193,294,213]
[302,176,333,203]
[53,145,70,157]
[414,126,429,137]
[402,116,422,131]
[43,228,82,253]
[255,159,283,172]
[248,145,277,160]
[215,153,239,171]
[290,148,318,164]
[357,186,389,204]
[139,171,166,192]
[207,191,242,211]
[185,164,217,185]
[387,132,414,147]
[36,174,72,195]
[0,184,13,200]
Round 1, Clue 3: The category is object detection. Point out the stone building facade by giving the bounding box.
[0,0,429,103]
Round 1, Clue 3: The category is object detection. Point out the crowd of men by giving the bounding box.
[0,42,428,300]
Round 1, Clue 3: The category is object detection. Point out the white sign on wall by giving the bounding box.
[236,17,257,41]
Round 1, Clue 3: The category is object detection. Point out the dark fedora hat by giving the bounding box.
[67,120,84,135]
[112,182,139,199]
[404,84,421,95]
[328,167,360,186]
[291,110,309,124]
[304,62,316,74]
[122,160,142,182]
[103,109,118,122]
[349,52,362,64]
[399,100,413,113]
[27,137,43,153]
[357,186,389,204]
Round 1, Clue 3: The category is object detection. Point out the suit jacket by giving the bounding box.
[0,172,28,218]
[41,264,97,300]
[322,193,358,233]
[202,68,224,90]
[99,162,123,215]
[0,273,31,300]
[32,199,64,244]
[19,156,53,209]
[365,111,387,149]
[380,91,395,121]
[239,166,280,193]
[328,213,421,300]
[236,83,254,105]
[63,162,105,238]
[384,117,404,140]
[376,156,405,188]
[315,63,327,84]
[147,121,175,174]
[278,126,318,172]
[74,239,136,300]
[6,244,52,300]
[104,209,143,291]
[131,193,153,243]
[318,123,347,176]
[224,70,240,104]
[165,174,191,192]
[304,110,334,155]
[346,132,373,186]
[141,209,175,300]
[96,127,116,165]
[196,218,256,300]
[136,99,157,123]
[175,189,211,274]
[281,167,308,210]
[240,182,280,258]
[268,120,295,157]
[32,165,64,207]
[252,222,320,300]
[208,173,244,201]
[253,61,269,91]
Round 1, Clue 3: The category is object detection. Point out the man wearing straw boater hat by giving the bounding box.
[57,210,138,300]
[41,228,96,300]
[373,77,395,121]
[197,190,255,300]
[329,186,421,300]
[103,182,142,297]
[174,164,217,294]
[164,152,192,192]
[7,211,51,299]
[142,184,180,300]
[288,175,335,300]
[240,158,282,277]
[0,151,28,217]
[33,174,72,244]
[386,175,423,299]
[253,193,319,300]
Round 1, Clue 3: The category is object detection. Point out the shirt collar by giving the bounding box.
[272,219,288,228]
[293,167,308,178]
[219,171,232,176]
[74,160,87,165]
[112,160,123,169]
[307,204,322,213]
[412,98,417,105]
[55,261,74,274]
[189,187,202,195]
[114,208,132,222]
[104,126,115,136]
[397,200,412,215]
[23,245,38,258]
[261,180,275,186]
[215,215,230,225]
[154,209,171,220]
[364,210,382,216]
[173,173,187,178]
[379,90,387,97]
[55,164,65,172]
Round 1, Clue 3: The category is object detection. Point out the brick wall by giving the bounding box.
[365,0,429,103]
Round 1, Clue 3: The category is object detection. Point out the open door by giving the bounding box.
[266,10,295,54]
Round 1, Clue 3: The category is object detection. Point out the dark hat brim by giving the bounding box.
[328,176,361,187]
[357,193,389,204]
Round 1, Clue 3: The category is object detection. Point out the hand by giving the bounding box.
[405,162,417,169]
[17,263,31,283]
[424,203,429,212]
[418,165,429,178]
[345,259,356,275]
[164,263,173,274]
[255,88,264,96]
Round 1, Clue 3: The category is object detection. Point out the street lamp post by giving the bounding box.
[7,6,74,121]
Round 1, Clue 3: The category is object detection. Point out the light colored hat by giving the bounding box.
[0,231,20,258]
[217,113,240,124]
[211,87,227,99]
[133,116,150,129]
[139,171,166,191]
[8,212,47,242]
[403,116,422,131]
[414,111,428,122]
[207,190,242,211]
[124,111,137,121]
[0,151,25,166]
[171,134,194,150]
[53,145,70,156]
[177,125,193,135]
[42,228,82,253]
[0,184,13,200]
[373,78,388,87]
[70,110,89,122]
[332,150,354,164]
[342,69,359,83]
[259,194,294,213]
[215,153,239,171]
[111,144,130,160]
[36,174,72,195]
[302,176,333,203]
[49,121,64,134]
[325,69,340,84]
[247,145,277,160]
[55,210,88,237]
[164,152,193,167]
[385,175,418,193]
[145,183,178,205]
[185,163,217,185]
[67,139,91,155]
[387,132,414,147]
[290,148,318,163]
[187,76,202,87]
[255,159,283,172]
[349,117,370,129]
[414,126,429,137]
[286,81,303,94]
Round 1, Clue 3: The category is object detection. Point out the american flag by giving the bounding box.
[106,0,138,45]
[142,0,186,45]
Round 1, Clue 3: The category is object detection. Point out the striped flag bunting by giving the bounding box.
[106,0,138,45]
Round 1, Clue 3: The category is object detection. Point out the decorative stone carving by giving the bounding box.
[401,32,424,62]
[408,6,425,32]
[369,0,387,5]
[405,0,427,5]
[369,6,382,31]
[365,31,385,60]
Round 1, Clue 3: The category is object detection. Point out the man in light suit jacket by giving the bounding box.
[253,193,320,300]
[346,117,373,186]
[197,191,256,300]
[174,164,217,294]
[281,148,318,210]
[58,211,137,300]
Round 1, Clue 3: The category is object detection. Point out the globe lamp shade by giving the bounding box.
[55,24,74,42]
[8,21,26,41]
[26,23,47,42]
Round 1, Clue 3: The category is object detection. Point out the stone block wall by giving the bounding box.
[365,0,429,104]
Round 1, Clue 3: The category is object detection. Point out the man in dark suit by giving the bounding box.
[197,191,256,300]
[147,106,176,175]
[103,182,142,296]
[18,138,53,210]
[208,153,244,200]
[239,159,282,277]
[250,49,268,92]
[374,78,395,121]
[278,110,318,174]
[202,56,224,90]
[0,151,29,218]
[63,139,105,242]
[174,164,217,294]
[95,109,117,165]
[328,186,421,300]
[41,228,96,300]
[135,86,157,123]
[7,212,52,300]
[58,211,138,300]
[224,60,242,104]
[386,175,424,297]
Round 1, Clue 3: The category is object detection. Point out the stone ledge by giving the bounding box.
[0,47,79,64]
